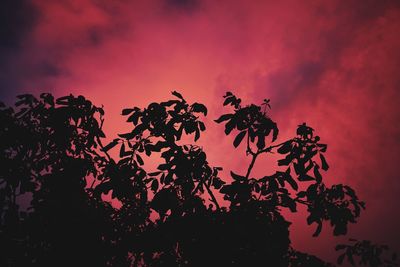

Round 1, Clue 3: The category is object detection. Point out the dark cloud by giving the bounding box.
[0,0,39,101]
[251,0,400,115]
[0,0,38,49]
[38,61,63,77]
[165,0,199,13]
[0,0,129,101]
[261,61,325,111]
[335,0,399,22]
[87,26,105,47]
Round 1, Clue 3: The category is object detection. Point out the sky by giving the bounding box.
[1,0,400,263]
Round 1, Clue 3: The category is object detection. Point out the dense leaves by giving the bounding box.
[0,94,115,267]
[0,91,394,267]
[215,92,278,151]
[336,239,398,267]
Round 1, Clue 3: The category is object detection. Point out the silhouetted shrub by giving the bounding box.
[0,92,396,266]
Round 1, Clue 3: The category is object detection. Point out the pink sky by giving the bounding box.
[2,0,400,263]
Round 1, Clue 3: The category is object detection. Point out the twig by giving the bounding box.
[205,183,221,211]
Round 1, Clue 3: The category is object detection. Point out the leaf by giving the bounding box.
[172,91,184,100]
[320,154,329,170]
[118,157,130,165]
[254,183,261,193]
[334,224,347,236]
[272,123,279,142]
[148,171,162,176]
[164,172,173,184]
[136,154,144,165]
[175,124,183,140]
[313,165,322,183]
[151,188,174,214]
[160,173,165,184]
[98,130,106,138]
[127,111,141,124]
[335,244,347,251]
[224,118,236,135]
[158,164,169,171]
[198,121,206,131]
[15,108,27,117]
[337,254,345,265]
[256,135,265,150]
[161,100,179,107]
[121,108,135,116]
[347,251,355,266]
[214,113,233,123]
[230,171,245,181]
[224,91,233,97]
[151,179,159,192]
[277,141,292,154]
[97,107,104,115]
[119,143,126,158]
[293,162,303,175]
[312,221,323,237]
[118,124,146,139]
[118,132,135,139]
[16,94,28,100]
[152,141,168,152]
[223,96,233,106]
[282,195,297,212]
[56,95,72,105]
[268,179,278,192]
[95,181,112,195]
[212,177,225,190]
[317,143,327,152]
[145,145,151,156]
[284,172,298,190]
[220,185,231,194]
[194,127,200,141]
[278,155,292,166]
[132,123,147,136]
[191,103,208,115]
[102,139,119,152]
[297,191,307,198]
[233,131,246,148]
[298,174,314,181]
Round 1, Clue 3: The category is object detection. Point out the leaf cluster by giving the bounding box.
[0,91,392,267]
[336,239,398,267]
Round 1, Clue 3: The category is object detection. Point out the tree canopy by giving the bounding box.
[0,91,397,266]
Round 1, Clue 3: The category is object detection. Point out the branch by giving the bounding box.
[192,176,221,211]
[294,198,310,206]
[95,136,113,162]
[259,139,293,154]
[245,153,258,179]
[246,132,255,156]
[245,140,292,179]
[204,183,221,211]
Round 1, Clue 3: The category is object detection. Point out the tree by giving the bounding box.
[0,91,397,266]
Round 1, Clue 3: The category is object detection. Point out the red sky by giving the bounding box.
[2,0,400,263]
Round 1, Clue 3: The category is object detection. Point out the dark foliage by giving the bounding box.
[335,239,398,267]
[0,91,396,266]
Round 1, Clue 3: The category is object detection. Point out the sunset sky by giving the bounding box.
[1,0,400,263]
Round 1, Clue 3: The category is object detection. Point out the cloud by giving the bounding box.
[165,0,199,12]
[0,0,38,49]
[0,0,39,99]
[1,0,400,262]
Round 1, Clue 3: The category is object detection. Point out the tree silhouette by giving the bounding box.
[0,91,397,266]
